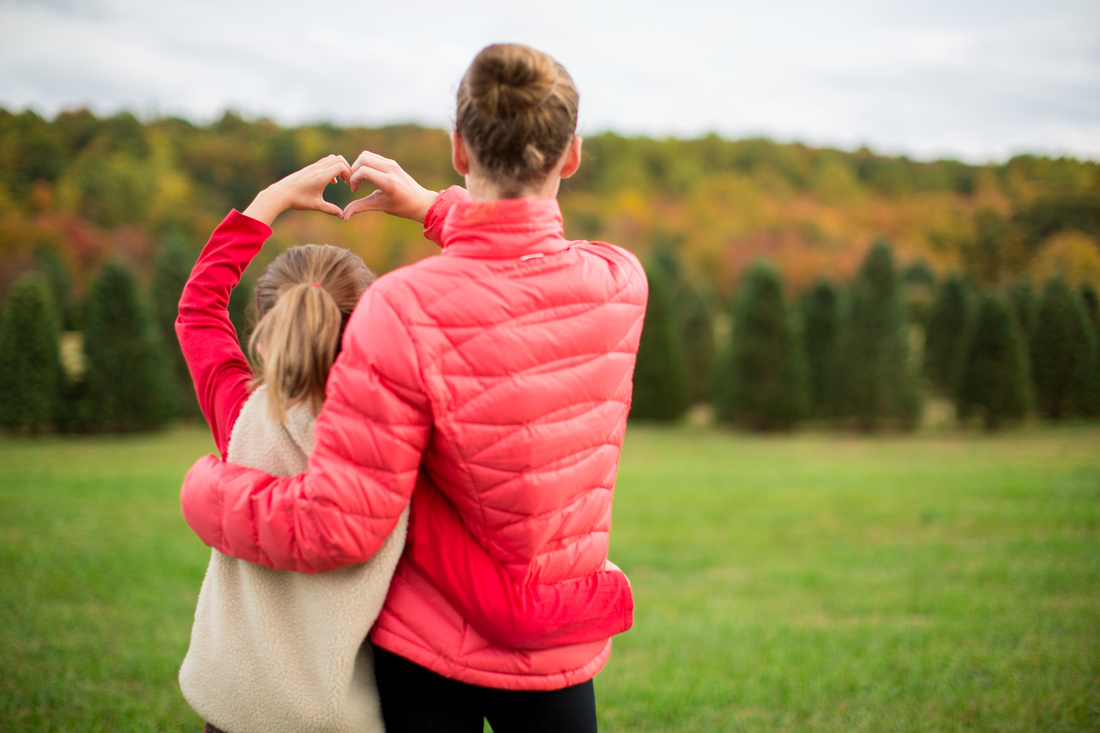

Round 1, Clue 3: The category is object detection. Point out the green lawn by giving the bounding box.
[1,424,1098,732]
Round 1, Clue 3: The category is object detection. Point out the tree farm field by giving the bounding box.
[1,425,1098,732]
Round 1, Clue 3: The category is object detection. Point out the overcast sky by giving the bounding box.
[1,0,1097,163]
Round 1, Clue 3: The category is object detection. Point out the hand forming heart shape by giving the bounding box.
[340,150,439,225]
[242,153,439,228]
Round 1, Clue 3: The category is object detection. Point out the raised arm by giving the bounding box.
[176,211,269,457]
[176,155,352,456]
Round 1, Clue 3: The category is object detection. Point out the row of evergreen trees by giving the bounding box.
[2,233,1097,435]
[0,238,254,435]
[925,273,1100,425]
[632,242,1100,431]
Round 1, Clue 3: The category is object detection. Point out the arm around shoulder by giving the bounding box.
[180,284,433,572]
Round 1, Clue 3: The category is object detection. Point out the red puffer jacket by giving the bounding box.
[181,186,647,689]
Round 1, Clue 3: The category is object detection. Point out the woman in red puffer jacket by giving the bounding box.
[181,43,647,732]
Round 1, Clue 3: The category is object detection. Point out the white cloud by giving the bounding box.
[0,0,1097,161]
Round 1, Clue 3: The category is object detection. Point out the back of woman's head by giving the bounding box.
[249,245,374,422]
[456,44,578,196]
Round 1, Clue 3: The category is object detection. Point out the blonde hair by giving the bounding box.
[456,43,579,197]
[248,245,375,422]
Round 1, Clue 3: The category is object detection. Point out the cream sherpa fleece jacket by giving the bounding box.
[180,386,408,733]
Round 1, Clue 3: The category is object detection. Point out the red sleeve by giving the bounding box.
[175,210,271,458]
[405,478,634,649]
[180,284,432,573]
[422,186,470,247]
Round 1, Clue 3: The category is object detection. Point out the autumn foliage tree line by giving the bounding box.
[0,107,1098,433]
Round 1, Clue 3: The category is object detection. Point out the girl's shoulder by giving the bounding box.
[226,386,315,477]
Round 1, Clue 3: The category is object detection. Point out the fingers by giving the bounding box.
[279,156,349,217]
[329,154,352,184]
[315,155,351,186]
[342,191,385,221]
[269,153,399,221]
[349,164,385,192]
[349,150,397,192]
[351,150,396,172]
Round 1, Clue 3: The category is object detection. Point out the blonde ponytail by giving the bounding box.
[248,244,375,423]
[249,284,341,422]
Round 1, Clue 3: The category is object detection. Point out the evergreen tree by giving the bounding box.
[923,274,972,395]
[715,260,808,430]
[1007,279,1037,346]
[901,258,936,326]
[1083,281,1100,353]
[799,279,840,418]
[151,231,199,418]
[33,246,76,330]
[81,261,176,432]
[833,241,921,430]
[1081,282,1099,330]
[678,290,715,405]
[956,295,1031,430]
[630,265,690,421]
[0,273,63,434]
[902,259,936,287]
[1030,276,1100,419]
[228,275,254,351]
[652,248,716,405]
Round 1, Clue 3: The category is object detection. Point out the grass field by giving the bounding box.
[1,424,1098,732]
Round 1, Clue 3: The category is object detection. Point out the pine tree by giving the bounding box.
[0,273,63,434]
[799,279,840,418]
[1081,282,1099,329]
[902,259,936,287]
[956,295,1030,430]
[81,261,176,432]
[33,246,76,330]
[676,284,715,406]
[1083,281,1100,354]
[833,241,921,430]
[652,249,716,405]
[630,265,690,421]
[923,274,972,395]
[1030,276,1100,419]
[1007,279,1037,347]
[901,258,936,326]
[152,231,199,418]
[715,260,808,430]
[228,276,254,351]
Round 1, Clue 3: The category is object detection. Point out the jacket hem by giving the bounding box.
[370,628,611,692]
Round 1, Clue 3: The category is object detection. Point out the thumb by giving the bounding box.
[343,191,385,221]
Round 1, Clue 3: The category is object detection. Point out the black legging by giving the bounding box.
[372,645,598,733]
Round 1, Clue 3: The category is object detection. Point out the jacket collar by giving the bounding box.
[440,197,569,259]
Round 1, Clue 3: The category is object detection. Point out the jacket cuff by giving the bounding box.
[422,186,470,247]
[226,209,275,240]
[180,454,227,554]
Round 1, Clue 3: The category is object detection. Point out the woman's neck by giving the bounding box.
[464,173,562,202]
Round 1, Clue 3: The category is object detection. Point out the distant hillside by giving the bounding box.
[2,107,1098,304]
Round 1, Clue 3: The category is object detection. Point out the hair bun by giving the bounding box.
[468,44,556,118]
[455,44,578,191]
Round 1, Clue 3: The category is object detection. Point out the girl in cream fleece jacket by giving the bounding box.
[177,156,394,733]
